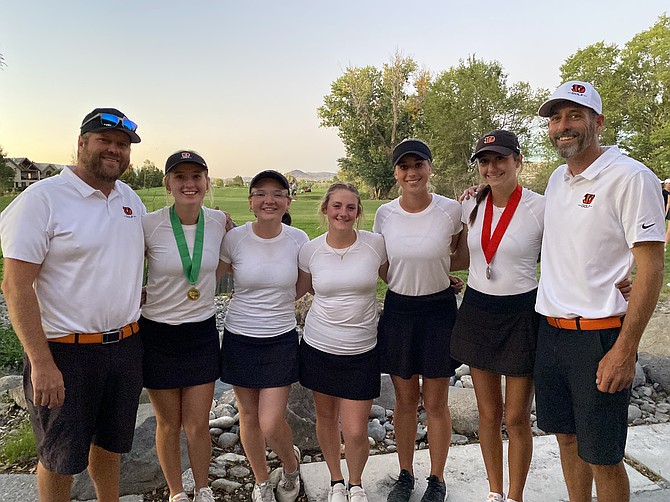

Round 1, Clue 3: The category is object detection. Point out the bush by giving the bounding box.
[0,419,37,464]
[0,327,23,370]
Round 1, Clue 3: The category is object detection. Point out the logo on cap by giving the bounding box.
[181,152,191,159]
[571,84,586,94]
[483,136,495,144]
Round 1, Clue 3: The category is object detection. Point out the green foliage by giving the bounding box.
[422,56,548,198]
[0,147,14,194]
[120,160,163,189]
[561,15,670,175]
[318,52,427,199]
[0,420,37,464]
[0,327,23,370]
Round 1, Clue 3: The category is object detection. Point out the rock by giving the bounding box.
[218,432,240,448]
[384,422,395,431]
[294,294,313,326]
[218,388,238,407]
[448,386,479,436]
[72,404,189,499]
[387,445,397,452]
[374,373,396,410]
[368,419,386,442]
[633,362,646,388]
[8,384,27,410]
[228,465,251,478]
[210,427,224,436]
[209,463,227,477]
[214,403,237,418]
[454,364,470,379]
[369,404,386,419]
[415,425,427,441]
[216,452,247,464]
[628,404,642,423]
[212,478,242,493]
[182,468,195,493]
[460,375,474,388]
[286,382,319,451]
[209,416,235,429]
[0,374,22,393]
[639,353,670,392]
[451,433,468,445]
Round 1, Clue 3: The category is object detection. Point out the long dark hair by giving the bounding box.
[468,185,491,226]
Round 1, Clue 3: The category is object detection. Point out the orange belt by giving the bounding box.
[50,322,139,344]
[545,316,622,331]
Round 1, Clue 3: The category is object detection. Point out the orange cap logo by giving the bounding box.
[572,84,586,94]
[483,136,495,144]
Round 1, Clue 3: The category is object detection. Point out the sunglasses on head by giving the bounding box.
[82,113,138,132]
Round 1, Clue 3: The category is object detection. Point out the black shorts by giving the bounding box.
[378,288,459,379]
[299,341,380,400]
[451,287,539,376]
[140,315,220,389]
[221,328,299,388]
[534,318,630,465]
[24,334,143,475]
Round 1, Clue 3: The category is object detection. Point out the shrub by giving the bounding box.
[0,327,23,370]
[0,419,37,464]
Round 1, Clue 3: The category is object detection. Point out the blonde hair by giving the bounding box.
[318,182,365,229]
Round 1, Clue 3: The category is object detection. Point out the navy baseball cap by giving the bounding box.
[165,150,208,174]
[249,170,290,193]
[391,139,432,167]
[471,130,521,162]
[80,107,141,143]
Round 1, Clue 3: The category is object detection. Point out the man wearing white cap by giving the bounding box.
[534,82,665,501]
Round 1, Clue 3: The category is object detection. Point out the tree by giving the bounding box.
[422,56,547,196]
[560,15,670,175]
[318,52,427,199]
[120,164,138,188]
[0,147,14,193]
[136,159,163,188]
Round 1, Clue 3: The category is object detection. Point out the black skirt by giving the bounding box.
[220,328,299,388]
[299,341,380,400]
[378,288,459,379]
[451,287,539,376]
[140,315,220,389]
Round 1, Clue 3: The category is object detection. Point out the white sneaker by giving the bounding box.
[349,486,368,502]
[276,445,301,502]
[328,482,348,502]
[253,480,277,502]
[169,492,190,502]
[486,493,505,502]
[194,486,215,502]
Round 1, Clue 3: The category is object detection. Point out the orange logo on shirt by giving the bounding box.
[582,194,595,205]
[123,206,133,216]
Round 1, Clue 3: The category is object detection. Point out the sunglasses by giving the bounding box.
[82,113,138,132]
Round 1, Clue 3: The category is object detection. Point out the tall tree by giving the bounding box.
[422,56,546,196]
[0,147,15,193]
[318,52,426,199]
[561,15,670,175]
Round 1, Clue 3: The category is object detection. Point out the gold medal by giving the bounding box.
[187,287,201,301]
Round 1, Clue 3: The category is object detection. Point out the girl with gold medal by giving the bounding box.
[140,150,227,502]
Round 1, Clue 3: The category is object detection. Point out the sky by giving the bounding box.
[1,1,668,180]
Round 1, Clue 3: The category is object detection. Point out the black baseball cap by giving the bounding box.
[391,139,432,167]
[471,130,520,162]
[164,150,208,174]
[249,170,290,193]
[80,107,141,143]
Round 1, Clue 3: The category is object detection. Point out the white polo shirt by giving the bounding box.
[0,167,146,339]
[141,206,227,325]
[536,146,665,319]
[299,230,386,355]
[463,188,544,295]
[222,222,309,338]
[373,194,462,296]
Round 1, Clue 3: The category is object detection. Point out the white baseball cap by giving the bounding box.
[538,81,603,117]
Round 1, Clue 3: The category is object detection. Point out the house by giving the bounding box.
[6,158,66,191]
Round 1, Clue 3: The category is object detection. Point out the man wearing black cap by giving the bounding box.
[0,108,145,502]
[534,82,665,501]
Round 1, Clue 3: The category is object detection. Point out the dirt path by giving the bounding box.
[640,299,670,356]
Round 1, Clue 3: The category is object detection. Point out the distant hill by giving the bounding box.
[285,170,336,182]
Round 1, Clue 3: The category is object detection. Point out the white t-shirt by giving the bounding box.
[536,146,666,318]
[141,207,227,324]
[222,222,309,337]
[373,194,462,296]
[0,167,146,338]
[462,188,544,295]
[299,230,387,355]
